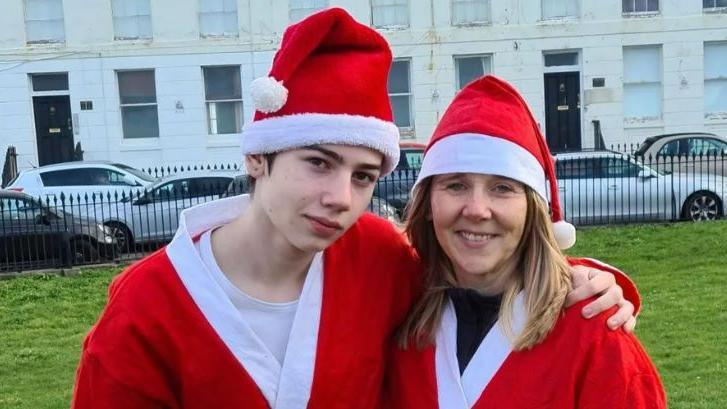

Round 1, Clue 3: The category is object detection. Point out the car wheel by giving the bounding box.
[682,192,723,221]
[71,240,99,264]
[105,222,134,253]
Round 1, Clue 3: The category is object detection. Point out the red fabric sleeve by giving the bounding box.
[71,351,170,409]
[568,257,641,314]
[577,328,667,408]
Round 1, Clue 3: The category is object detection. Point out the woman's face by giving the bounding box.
[429,173,528,291]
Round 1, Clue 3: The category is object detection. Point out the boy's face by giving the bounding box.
[248,144,384,253]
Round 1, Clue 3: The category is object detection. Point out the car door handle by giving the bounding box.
[608,185,618,190]
[558,187,566,192]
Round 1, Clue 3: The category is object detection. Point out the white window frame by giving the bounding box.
[622,0,659,15]
[199,0,238,38]
[289,0,329,23]
[451,0,491,26]
[622,45,662,121]
[117,69,159,139]
[371,0,410,29]
[541,0,579,20]
[24,0,65,44]
[454,54,492,90]
[704,42,727,115]
[112,0,152,41]
[388,58,414,133]
[202,65,243,135]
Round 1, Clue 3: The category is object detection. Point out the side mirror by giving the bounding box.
[638,170,655,179]
[34,213,51,225]
[133,196,150,206]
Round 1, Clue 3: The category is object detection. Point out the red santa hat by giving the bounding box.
[415,75,576,249]
[241,7,400,174]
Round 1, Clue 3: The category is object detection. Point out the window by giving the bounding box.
[31,73,68,91]
[372,0,409,28]
[199,0,238,37]
[542,0,578,19]
[39,168,134,186]
[688,138,727,155]
[112,0,152,40]
[623,46,662,119]
[544,52,578,67]
[25,0,65,44]
[556,158,598,179]
[601,157,640,178]
[118,70,159,139]
[290,0,328,23]
[658,140,681,156]
[705,42,727,114]
[451,0,491,25]
[388,59,412,129]
[622,0,658,13]
[703,0,727,10]
[454,55,492,90]
[0,198,44,220]
[203,66,242,135]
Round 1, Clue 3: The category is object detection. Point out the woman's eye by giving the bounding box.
[306,157,328,169]
[446,182,467,192]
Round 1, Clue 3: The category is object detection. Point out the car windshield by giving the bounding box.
[113,163,158,183]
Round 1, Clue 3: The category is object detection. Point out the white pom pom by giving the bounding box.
[553,220,576,250]
[250,76,288,113]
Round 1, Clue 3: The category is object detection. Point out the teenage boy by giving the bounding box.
[72,8,638,409]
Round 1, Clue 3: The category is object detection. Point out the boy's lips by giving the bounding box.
[305,215,343,236]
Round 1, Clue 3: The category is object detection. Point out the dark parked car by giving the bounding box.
[0,190,117,270]
[372,143,425,215]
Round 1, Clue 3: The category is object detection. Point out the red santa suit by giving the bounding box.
[72,195,422,409]
[385,260,665,409]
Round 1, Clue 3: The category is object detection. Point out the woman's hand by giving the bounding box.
[566,265,637,333]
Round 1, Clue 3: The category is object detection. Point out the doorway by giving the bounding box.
[544,72,581,152]
[32,95,74,166]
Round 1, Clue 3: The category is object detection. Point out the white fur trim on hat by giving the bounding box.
[553,220,576,249]
[250,76,288,113]
[415,133,548,200]
[241,113,400,175]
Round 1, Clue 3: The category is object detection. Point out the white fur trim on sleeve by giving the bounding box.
[241,113,401,175]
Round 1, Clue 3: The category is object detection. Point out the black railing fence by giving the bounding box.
[1,150,725,273]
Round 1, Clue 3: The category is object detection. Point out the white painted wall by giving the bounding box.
[1,0,726,171]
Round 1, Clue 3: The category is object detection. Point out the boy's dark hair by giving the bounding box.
[247,153,277,195]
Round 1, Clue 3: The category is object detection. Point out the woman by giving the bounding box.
[386,76,666,408]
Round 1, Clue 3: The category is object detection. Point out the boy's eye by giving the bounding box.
[353,172,376,184]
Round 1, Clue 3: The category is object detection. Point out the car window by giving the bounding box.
[40,169,93,186]
[189,177,232,198]
[601,157,641,178]
[0,197,43,220]
[108,170,137,186]
[657,140,680,156]
[396,149,424,170]
[151,180,190,202]
[688,138,726,156]
[113,163,157,183]
[555,158,599,179]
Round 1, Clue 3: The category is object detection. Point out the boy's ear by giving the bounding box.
[245,154,267,178]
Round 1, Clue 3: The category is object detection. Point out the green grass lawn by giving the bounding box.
[1,221,726,408]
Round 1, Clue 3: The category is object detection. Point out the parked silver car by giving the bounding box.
[555,151,727,224]
[633,132,727,176]
[94,171,241,250]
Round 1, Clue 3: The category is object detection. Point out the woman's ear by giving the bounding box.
[245,154,266,178]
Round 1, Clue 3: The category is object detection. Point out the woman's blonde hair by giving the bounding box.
[397,177,572,351]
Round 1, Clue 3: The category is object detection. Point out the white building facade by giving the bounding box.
[1,0,726,171]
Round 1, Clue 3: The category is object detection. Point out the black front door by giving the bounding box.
[33,95,74,166]
[544,72,581,152]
